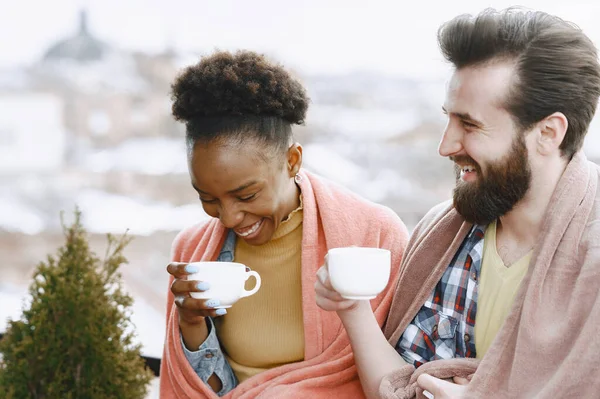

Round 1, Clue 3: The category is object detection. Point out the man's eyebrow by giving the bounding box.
[442,106,484,126]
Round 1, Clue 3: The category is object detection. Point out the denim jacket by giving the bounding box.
[181,229,238,396]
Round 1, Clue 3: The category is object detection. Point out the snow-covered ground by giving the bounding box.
[147,378,160,398]
[0,196,46,235]
[128,297,166,359]
[84,138,188,175]
[0,188,207,236]
[308,105,421,140]
[0,93,66,173]
[585,117,600,159]
[303,143,426,203]
[75,189,207,235]
[0,285,29,330]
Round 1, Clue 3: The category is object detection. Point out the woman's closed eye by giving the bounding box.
[238,193,257,202]
[199,196,218,204]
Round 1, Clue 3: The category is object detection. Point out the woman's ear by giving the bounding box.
[287,143,303,176]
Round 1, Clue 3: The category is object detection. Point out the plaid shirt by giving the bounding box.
[396,225,486,367]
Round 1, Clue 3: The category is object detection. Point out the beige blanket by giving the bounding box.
[381,151,600,398]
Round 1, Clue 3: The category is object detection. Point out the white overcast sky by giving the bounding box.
[2,0,600,79]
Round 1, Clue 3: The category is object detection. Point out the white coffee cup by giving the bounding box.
[327,247,391,300]
[187,262,261,308]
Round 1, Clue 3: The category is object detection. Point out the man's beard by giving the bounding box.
[452,135,532,225]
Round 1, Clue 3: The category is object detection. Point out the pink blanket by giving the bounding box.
[160,169,409,398]
[381,152,600,398]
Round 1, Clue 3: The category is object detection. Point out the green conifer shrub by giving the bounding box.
[0,210,153,398]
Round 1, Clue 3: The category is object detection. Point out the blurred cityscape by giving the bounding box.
[1,8,599,397]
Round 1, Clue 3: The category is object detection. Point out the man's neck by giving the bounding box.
[497,158,569,249]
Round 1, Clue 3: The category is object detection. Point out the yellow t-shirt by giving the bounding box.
[475,220,531,358]
[214,204,304,382]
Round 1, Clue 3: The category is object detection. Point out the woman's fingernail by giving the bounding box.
[205,299,220,308]
[215,308,227,316]
[196,282,210,291]
[185,264,199,273]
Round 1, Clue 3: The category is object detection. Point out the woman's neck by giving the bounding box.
[281,180,301,222]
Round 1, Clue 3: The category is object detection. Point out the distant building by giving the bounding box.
[44,10,109,63]
[0,10,183,153]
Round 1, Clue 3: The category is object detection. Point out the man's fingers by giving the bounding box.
[314,279,345,301]
[453,376,469,385]
[422,390,434,399]
[316,265,330,286]
[315,294,356,311]
[417,374,452,397]
[315,266,357,311]
[417,374,440,396]
[418,374,468,398]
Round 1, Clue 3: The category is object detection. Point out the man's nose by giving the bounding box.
[438,123,463,158]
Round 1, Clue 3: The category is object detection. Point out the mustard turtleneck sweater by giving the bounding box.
[214,203,304,382]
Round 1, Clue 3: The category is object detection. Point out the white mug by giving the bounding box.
[327,247,391,300]
[187,262,261,308]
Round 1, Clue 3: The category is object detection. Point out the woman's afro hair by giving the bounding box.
[171,50,309,125]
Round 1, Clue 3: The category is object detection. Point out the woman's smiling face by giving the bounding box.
[188,138,302,246]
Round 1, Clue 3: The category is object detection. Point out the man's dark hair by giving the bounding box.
[438,8,600,158]
[171,50,309,152]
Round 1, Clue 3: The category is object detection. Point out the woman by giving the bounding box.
[159,50,409,399]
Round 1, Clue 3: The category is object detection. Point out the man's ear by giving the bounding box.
[536,112,568,156]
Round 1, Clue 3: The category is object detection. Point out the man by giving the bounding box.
[316,8,600,399]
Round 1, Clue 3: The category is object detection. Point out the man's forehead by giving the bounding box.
[444,63,514,112]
